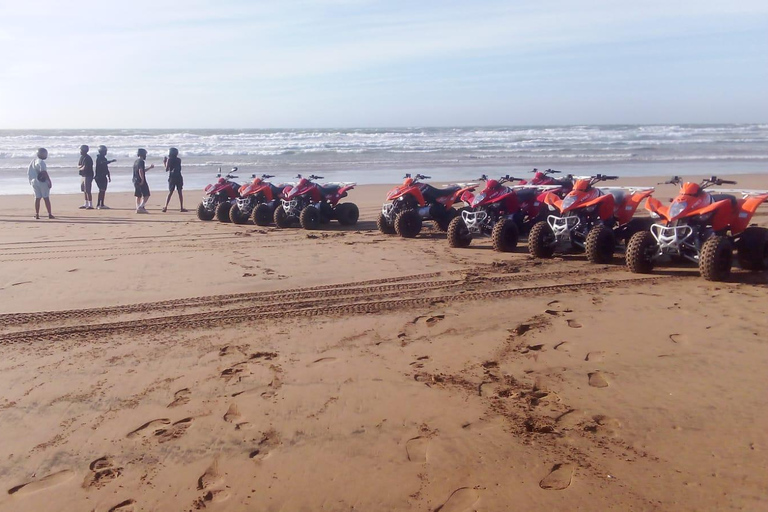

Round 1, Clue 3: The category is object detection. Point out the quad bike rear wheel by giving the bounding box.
[491,218,519,252]
[300,206,321,230]
[395,209,422,238]
[252,203,273,226]
[377,213,395,234]
[528,221,555,258]
[229,204,249,224]
[215,202,232,223]
[435,208,458,232]
[196,202,215,221]
[699,235,733,281]
[736,226,768,270]
[336,203,360,226]
[273,205,293,228]
[585,224,616,264]
[447,216,472,248]
[625,230,656,274]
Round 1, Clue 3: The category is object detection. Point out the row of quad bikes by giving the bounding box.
[196,168,768,282]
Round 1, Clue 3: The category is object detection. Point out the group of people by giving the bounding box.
[28,146,187,218]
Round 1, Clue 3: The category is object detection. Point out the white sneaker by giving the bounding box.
[96,205,102,210]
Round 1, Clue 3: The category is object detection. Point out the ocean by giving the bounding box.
[1,125,766,195]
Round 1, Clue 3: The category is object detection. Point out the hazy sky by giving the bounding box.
[1,0,766,128]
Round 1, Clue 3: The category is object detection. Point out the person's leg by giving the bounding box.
[164,190,172,212]
[34,197,41,217]
[179,190,185,211]
[43,197,53,217]
[86,177,93,207]
[97,189,105,207]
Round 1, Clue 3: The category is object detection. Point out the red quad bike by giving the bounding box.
[197,168,241,222]
[521,168,574,188]
[228,174,291,226]
[378,174,476,238]
[626,176,768,281]
[446,175,567,252]
[274,174,359,230]
[528,174,655,263]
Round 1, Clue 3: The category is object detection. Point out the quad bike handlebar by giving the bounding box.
[295,174,324,180]
[532,168,560,175]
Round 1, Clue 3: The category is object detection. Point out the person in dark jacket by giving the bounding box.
[133,148,154,213]
[95,145,116,209]
[162,147,186,212]
[78,144,94,209]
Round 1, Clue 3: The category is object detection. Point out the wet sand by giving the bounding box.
[0,174,766,511]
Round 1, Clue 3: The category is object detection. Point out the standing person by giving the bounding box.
[28,148,54,219]
[78,144,94,209]
[94,145,116,209]
[133,148,154,213]
[162,147,186,212]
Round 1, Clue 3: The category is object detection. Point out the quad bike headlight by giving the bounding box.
[471,193,486,207]
[561,195,578,210]
[669,201,687,219]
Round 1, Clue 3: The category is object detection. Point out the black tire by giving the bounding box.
[252,203,273,226]
[736,226,768,271]
[336,203,359,226]
[585,224,616,264]
[625,231,657,274]
[394,209,422,238]
[196,201,215,221]
[491,218,519,252]
[528,221,555,258]
[699,235,733,281]
[274,205,292,228]
[215,201,232,223]
[300,206,321,230]
[229,204,249,224]
[447,216,472,248]
[377,212,395,234]
[621,218,653,244]
[435,208,457,232]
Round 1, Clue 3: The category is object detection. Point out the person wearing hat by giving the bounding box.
[162,147,186,212]
[28,148,54,219]
[133,148,154,213]
[94,145,116,209]
[78,144,94,209]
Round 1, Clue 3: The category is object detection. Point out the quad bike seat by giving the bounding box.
[710,194,738,208]
[422,184,460,201]
[318,184,341,196]
[269,184,283,197]
[514,188,538,203]
[602,188,627,205]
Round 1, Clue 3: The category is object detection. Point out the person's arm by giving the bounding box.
[139,167,146,185]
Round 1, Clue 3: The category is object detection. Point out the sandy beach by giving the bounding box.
[1,174,767,512]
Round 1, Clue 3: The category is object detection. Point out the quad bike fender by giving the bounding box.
[684,199,733,232]
[577,194,615,221]
[644,197,669,220]
[543,192,562,211]
[460,190,475,204]
[731,193,768,234]
[616,189,654,225]
[252,184,274,201]
[444,186,475,208]
[387,186,425,206]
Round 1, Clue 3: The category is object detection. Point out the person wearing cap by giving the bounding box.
[28,148,54,219]
[162,147,186,212]
[94,145,116,209]
[133,148,154,213]
[78,144,94,209]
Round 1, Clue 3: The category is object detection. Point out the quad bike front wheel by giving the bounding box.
[585,224,616,264]
[625,231,657,274]
[252,203,273,226]
[335,203,360,226]
[492,218,519,252]
[528,221,555,258]
[736,226,768,270]
[447,216,472,248]
[699,235,733,281]
[229,204,249,224]
[273,205,293,228]
[377,213,395,234]
[196,202,215,221]
[395,209,422,238]
[215,202,232,223]
[300,206,321,230]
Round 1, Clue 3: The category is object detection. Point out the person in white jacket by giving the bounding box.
[29,147,54,219]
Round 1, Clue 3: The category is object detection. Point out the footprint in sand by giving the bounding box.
[425,315,445,327]
[126,419,171,439]
[566,319,582,328]
[154,418,194,443]
[249,430,280,462]
[198,459,224,490]
[539,463,575,490]
[555,409,588,429]
[108,499,136,512]
[588,372,609,388]
[554,341,570,352]
[83,456,122,490]
[310,357,337,365]
[406,436,429,463]
[167,388,191,408]
[224,403,242,423]
[434,487,480,512]
[8,470,75,496]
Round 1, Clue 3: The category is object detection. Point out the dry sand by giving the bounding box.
[0,174,767,511]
